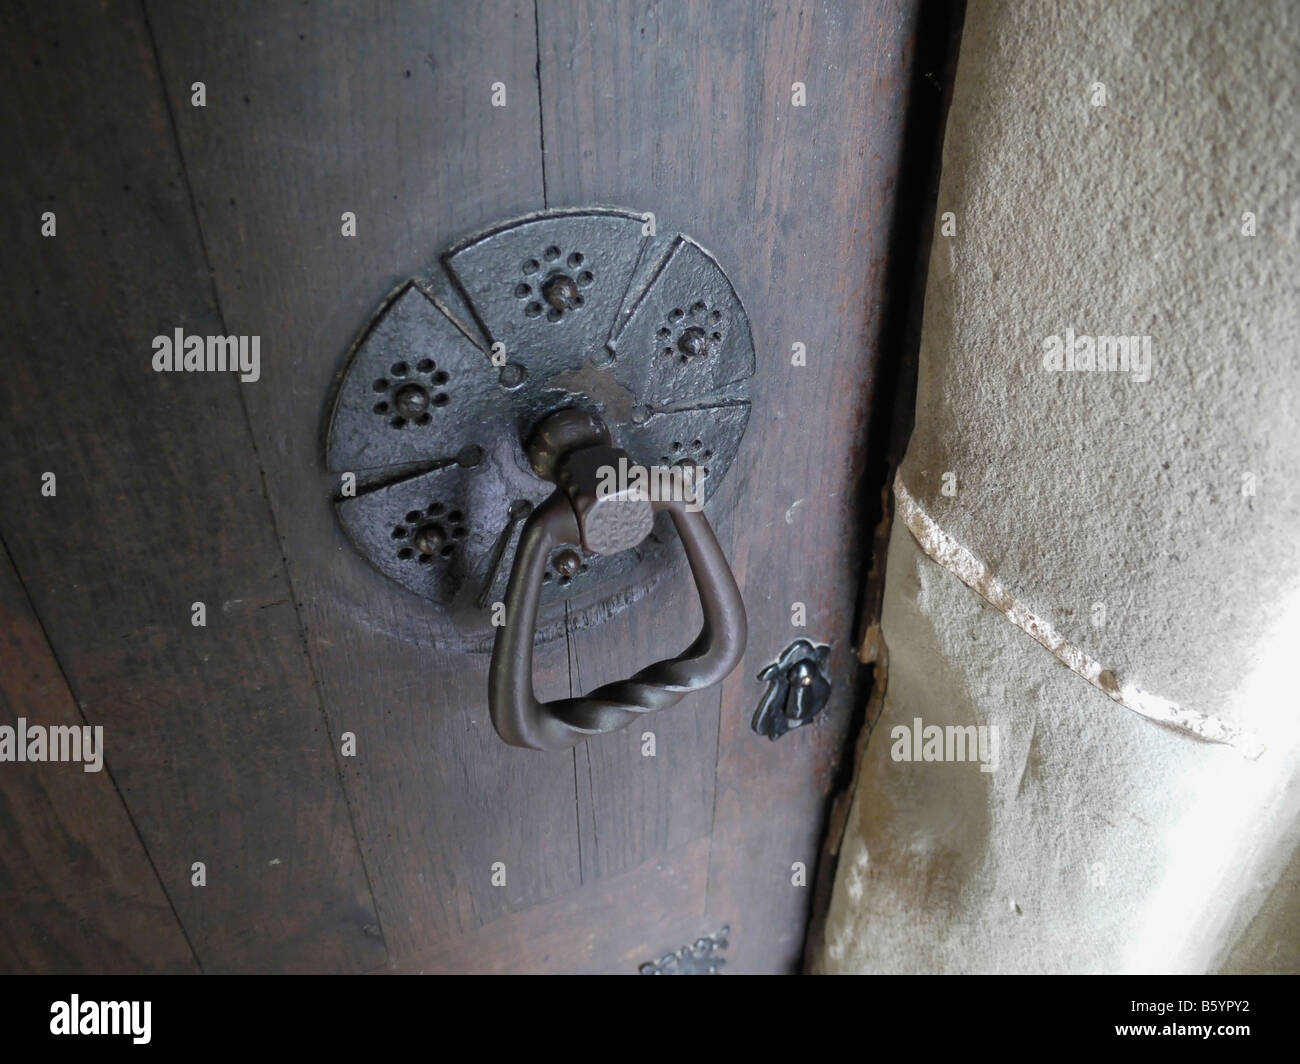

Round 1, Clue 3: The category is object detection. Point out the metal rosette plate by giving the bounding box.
[325,207,753,650]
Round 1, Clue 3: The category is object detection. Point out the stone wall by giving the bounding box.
[815,0,1300,974]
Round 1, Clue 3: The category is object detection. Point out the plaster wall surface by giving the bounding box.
[816,0,1300,973]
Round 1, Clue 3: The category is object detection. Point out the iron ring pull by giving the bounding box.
[489,481,748,752]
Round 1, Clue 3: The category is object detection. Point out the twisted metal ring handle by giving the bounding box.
[489,485,747,751]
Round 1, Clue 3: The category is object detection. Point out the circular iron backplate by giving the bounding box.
[324,207,753,651]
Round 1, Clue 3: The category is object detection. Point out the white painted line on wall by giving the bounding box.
[894,475,1265,759]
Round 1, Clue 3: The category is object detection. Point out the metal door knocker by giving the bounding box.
[324,207,753,748]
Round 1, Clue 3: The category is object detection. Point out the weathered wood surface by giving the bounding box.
[0,549,198,974]
[0,0,931,973]
[0,0,384,973]
[143,0,585,964]
[537,0,925,972]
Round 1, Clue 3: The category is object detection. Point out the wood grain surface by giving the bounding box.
[0,548,198,974]
[0,0,384,973]
[537,0,926,972]
[0,0,938,973]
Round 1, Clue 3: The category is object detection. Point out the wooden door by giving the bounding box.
[0,0,947,973]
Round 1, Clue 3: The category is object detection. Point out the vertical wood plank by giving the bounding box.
[414,837,711,974]
[567,564,719,881]
[143,0,584,963]
[0,0,385,973]
[538,0,922,970]
[0,549,199,974]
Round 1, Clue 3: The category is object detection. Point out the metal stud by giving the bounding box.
[677,325,709,360]
[394,382,431,418]
[542,274,581,312]
[414,524,446,557]
[553,549,582,578]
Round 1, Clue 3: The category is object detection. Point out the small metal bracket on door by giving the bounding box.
[639,925,730,974]
[752,639,832,740]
